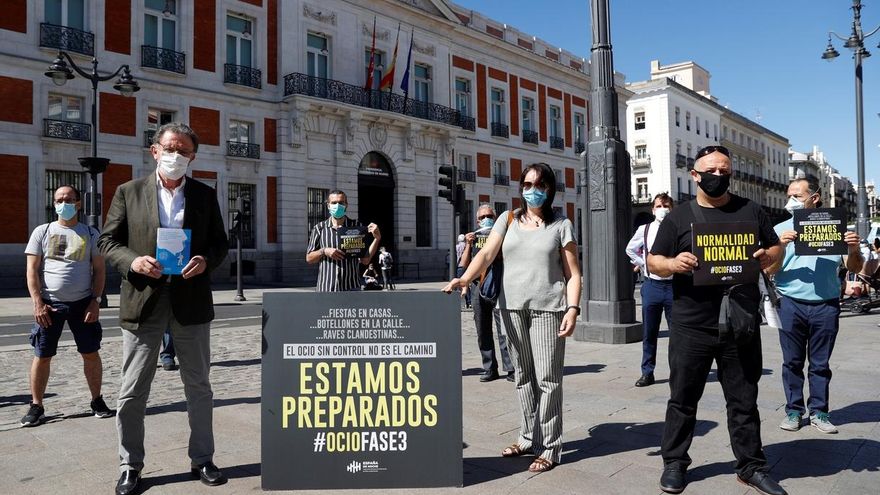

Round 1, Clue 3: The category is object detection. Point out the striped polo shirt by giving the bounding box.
[307,217,363,292]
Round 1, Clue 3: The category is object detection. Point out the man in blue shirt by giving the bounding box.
[767,177,863,434]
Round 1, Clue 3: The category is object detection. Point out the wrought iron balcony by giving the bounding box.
[491,122,510,138]
[283,73,464,128]
[733,170,742,180]
[457,169,476,183]
[43,119,90,141]
[225,63,262,89]
[458,115,475,132]
[494,174,509,186]
[686,157,695,168]
[40,23,94,56]
[522,129,538,144]
[549,136,565,150]
[574,141,585,154]
[141,45,186,74]
[632,195,652,204]
[226,141,260,159]
[632,156,651,171]
[144,129,156,148]
[557,181,566,192]
[675,153,687,168]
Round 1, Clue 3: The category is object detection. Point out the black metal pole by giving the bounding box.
[575,0,641,343]
[234,200,246,301]
[853,39,869,238]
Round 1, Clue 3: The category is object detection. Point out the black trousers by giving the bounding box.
[661,323,767,478]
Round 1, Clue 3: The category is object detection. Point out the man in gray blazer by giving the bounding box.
[99,122,229,495]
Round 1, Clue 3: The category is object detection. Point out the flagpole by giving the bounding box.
[400,28,414,115]
[365,16,377,106]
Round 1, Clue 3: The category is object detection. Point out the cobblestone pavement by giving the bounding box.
[0,286,879,494]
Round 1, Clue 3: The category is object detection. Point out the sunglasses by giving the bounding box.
[522,181,547,190]
[695,145,730,160]
[477,214,495,221]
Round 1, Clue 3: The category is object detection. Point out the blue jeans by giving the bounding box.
[777,296,840,415]
[160,328,176,364]
[640,278,673,375]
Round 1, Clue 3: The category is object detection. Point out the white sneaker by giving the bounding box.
[779,412,802,431]
[810,412,838,434]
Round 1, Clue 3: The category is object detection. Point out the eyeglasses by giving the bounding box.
[477,214,495,221]
[695,145,730,160]
[156,144,195,157]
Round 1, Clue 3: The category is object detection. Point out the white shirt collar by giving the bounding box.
[156,169,186,193]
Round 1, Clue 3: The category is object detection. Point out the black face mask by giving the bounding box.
[696,171,731,198]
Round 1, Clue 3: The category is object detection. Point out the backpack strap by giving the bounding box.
[479,210,515,286]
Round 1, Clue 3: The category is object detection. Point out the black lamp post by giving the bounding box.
[822,0,879,239]
[44,52,140,230]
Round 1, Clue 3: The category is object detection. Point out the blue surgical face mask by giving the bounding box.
[522,187,547,208]
[55,202,77,221]
[479,217,495,230]
[328,203,346,219]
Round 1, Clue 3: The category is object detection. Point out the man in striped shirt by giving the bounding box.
[306,190,382,292]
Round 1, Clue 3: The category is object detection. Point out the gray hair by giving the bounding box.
[153,122,200,152]
[476,203,495,213]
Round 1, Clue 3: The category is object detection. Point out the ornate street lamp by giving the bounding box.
[44,51,140,230]
[822,0,880,238]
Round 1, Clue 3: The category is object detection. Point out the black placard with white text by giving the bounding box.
[793,208,848,256]
[261,292,462,490]
[338,225,369,258]
[691,221,760,286]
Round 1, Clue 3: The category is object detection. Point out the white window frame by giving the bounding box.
[521,96,534,132]
[634,111,645,130]
[45,0,86,30]
[490,88,505,124]
[364,49,385,90]
[574,112,585,143]
[414,63,432,103]
[549,105,562,138]
[306,32,329,78]
[228,119,254,144]
[458,154,473,172]
[48,93,84,122]
[454,78,471,117]
[226,13,254,67]
[144,0,177,50]
[635,145,647,160]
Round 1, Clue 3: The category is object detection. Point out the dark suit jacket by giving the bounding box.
[98,175,229,331]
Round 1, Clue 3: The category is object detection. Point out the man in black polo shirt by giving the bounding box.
[648,145,785,495]
[306,190,381,292]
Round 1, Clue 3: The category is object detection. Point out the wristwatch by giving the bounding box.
[565,305,581,315]
[92,295,102,304]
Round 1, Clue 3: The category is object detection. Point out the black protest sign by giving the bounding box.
[339,225,369,257]
[691,221,760,286]
[261,292,463,490]
[793,207,848,256]
[472,229,491,255]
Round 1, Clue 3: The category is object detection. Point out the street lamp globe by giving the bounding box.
[113,67,141,97]
[45,55,74,86]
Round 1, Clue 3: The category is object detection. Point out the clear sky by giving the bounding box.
[453,0,879,185]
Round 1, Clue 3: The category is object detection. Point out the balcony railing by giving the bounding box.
[43,119,90,141]
[549,136,565,150]
[141,45,186,74]
[491,122,510,138]
[225,63,262,89]
[40,23,94,56]
[678,192,696,202]
[557,181,566,192]
[283,72,464,128]
[632,156,650,170]
[458,169,476,183]
[686,157,695,168]
[632,195,652,204]
[675,153,687,168]
[522,129,538,144]
[494,174,509,186]
[733,170,743,180]
[458,115,475,132]
[226,141,260,159]
[574,141,585,154]
[144,129,156,148]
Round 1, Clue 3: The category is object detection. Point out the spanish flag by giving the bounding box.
[379,23,400,91]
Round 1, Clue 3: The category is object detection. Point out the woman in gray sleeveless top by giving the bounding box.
[443,163,582,473]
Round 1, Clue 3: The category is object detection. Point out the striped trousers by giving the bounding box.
[499,309,566,463]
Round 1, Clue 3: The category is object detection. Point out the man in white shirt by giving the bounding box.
[625,193,674,387]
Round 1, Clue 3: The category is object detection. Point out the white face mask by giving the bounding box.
[784,196,805,214]
[158,151,190,180]
[653,207,670,222]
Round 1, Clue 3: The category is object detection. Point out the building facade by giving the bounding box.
[625,60,789,224]
[0,0,630,287]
